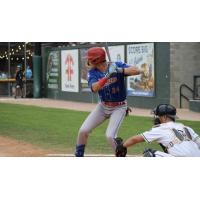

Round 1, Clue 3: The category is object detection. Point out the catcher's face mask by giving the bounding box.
[151,104,178,125]
[153,116,161,125]
[151,109,161,125]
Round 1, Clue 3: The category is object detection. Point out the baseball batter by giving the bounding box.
[75,47,145,157]
[115,104,200,157]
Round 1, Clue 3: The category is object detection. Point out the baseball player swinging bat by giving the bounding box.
[75,44,142,157]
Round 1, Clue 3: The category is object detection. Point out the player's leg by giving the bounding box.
[15,84,19,98]
[20,83,24,98]
[105,106,127,150]
[75,103,107,157]
[14,85,17,98]
[143,148,173,157]
[154,151,173,157]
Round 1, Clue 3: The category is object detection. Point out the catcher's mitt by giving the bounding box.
[114,137,127,157]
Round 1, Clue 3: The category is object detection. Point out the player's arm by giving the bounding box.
[90,67,116,93]
[123,127,160,148]
[88,71,109,93]
[115,135,144,157]
[123,135,145,148]
[91,78,108,93]
[111,62,141,76]
[115,135,145,157]
[115,64,146,76]
[124,66,142,76]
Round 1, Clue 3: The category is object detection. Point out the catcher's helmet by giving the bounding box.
[85,47,106,65]
[152,104,177,118]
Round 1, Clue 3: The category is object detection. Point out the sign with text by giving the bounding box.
[127,43,155,97]
[47,51,60,90]
[61,50,79,92]
[107,45,125,62]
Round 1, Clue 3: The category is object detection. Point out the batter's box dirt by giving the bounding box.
[0,136,56,157]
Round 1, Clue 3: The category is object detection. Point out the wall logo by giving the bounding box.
[65,54,74,81]
[61,49,79,92]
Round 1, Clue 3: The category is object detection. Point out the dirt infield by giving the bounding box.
[0,136,55,156]
[0,136,138,157]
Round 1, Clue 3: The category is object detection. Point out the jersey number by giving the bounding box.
[172,128,192,142]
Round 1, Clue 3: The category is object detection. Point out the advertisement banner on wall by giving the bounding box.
[107,45,125,62]
[80,45,125,92]
[127,43,155,97]
[61,49,79,92]
[46,51,60,90]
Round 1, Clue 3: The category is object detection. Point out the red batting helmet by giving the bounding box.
[85,47,106,65]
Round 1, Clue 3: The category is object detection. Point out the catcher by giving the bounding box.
[75,47,146,157]
[115,104,200,157]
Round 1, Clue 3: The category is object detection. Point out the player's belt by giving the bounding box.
[102,101,126,107]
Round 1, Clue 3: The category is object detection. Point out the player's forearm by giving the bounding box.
[123,135,144,148]
[91,77,108,93]
[124,66,141,76]
[91,82,102,93]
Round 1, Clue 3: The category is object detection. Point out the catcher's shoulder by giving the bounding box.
[152,124,161,128]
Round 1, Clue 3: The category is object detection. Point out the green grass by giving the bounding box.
[0,102,200,155]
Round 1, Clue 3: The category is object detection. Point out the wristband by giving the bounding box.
[98,77,108,87]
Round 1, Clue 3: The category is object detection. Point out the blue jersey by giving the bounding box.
[88,62,129,102]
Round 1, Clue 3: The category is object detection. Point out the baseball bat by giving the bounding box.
[104,42,111,62]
